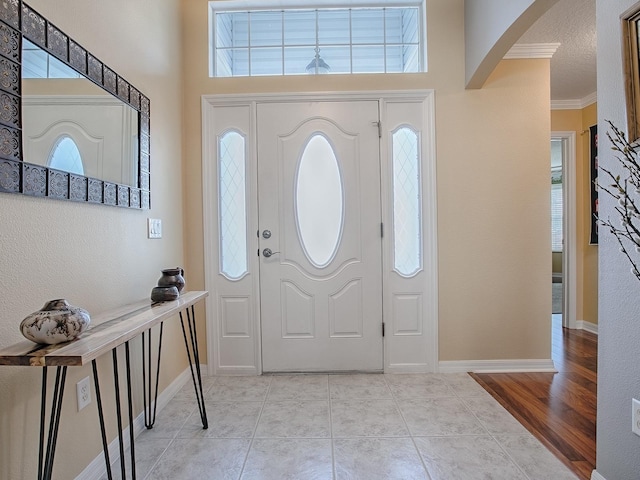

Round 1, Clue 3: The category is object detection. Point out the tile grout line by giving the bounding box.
[137,377,219,479]
[142,437,176,480]
[453,376,535,480]
[382,375,433,480]
[236,376,273,480]
[327,375,337,480]
[138,400,198,476]
[491,437,535,480]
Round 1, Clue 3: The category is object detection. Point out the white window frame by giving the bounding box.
[208,0,427,77]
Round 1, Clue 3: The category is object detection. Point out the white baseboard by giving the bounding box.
[577,320,598,335]
[75,365,204,480]
[438,359,557,373]
[591,470,606,480]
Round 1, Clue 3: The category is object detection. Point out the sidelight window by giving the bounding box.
[219,130,248,280]
[392,126,422,277]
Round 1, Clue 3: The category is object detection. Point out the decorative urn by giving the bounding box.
[157,267,185,294]
[20,299,91,345]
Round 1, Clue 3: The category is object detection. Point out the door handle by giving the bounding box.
[262,248,280,258]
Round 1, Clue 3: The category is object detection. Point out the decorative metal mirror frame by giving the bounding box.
[0,0,151,209]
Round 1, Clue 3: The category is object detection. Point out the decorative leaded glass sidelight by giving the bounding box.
[392,126,422,277]
[219,130,248,280]
[296,134,344,267]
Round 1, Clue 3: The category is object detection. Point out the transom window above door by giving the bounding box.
[209,0,426,77]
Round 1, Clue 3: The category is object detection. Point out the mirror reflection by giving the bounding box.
[21,39,139,186]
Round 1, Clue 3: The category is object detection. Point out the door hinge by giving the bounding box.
[380,222,384,238]
[376,121,382,138]
[382,322,385,337]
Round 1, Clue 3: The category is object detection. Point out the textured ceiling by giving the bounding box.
[517,0,596,102]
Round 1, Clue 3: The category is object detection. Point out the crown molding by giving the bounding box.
[580,91,597,107]
[551,91,597,110]
[504,42,561,59]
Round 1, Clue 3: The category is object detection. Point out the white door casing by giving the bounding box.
[258,101,383,372]
[202,91,438,375]
[551,131,577,330]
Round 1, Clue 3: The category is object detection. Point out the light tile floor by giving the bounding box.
[105,373,579,480]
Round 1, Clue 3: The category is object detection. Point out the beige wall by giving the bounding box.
[183,0,552,362]
[0,1,185,478]
[438,58,551,360]
[551,105,598,325]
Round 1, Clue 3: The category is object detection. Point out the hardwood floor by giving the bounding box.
[471,316,597,480]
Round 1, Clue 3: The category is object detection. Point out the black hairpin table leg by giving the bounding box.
[142,322,164,429]
[38,366,67,480]
[124,342,136,480]
[112,349,127,479]
[92,359,113,480]
[112,345,137,479]
[179,305,208,429]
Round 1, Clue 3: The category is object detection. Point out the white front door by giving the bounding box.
[257,101,383,372]
[203,91,438,376]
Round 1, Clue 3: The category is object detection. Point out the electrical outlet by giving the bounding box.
[77,376,91,411]
[633,398,640,436]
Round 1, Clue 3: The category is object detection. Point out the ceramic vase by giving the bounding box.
[20,299,91,345]
[157,267,185,293]
[150,285,179,302]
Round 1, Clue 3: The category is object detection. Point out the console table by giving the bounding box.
[0,290,209,480]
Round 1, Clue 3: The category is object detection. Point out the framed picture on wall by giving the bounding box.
[622,8,640,143]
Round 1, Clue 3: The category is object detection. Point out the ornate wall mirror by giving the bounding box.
[0,0,150,208]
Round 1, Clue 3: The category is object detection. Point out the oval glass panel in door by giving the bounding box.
[296,134,344,268]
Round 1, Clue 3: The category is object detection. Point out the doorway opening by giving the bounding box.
[550,132,577,331]
[551,138,564,320]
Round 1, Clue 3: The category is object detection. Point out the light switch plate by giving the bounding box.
[148,218,162,239]
[633,398,640,436]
